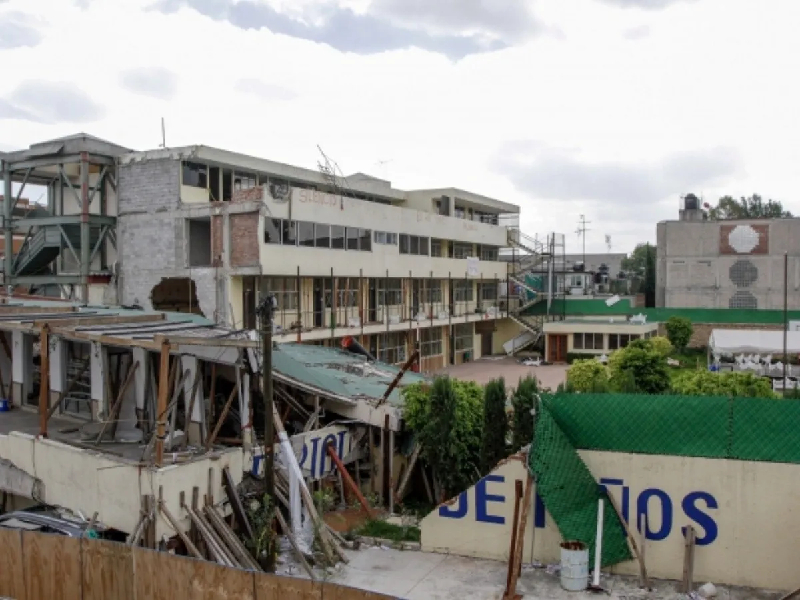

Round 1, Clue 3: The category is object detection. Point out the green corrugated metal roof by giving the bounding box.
[525,298,800,324]
[272,343,426,407]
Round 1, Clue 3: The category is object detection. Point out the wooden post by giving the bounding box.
[39,324,50,437]
[506,475,534,599]
[503,480,524,599]
[327,441,374,519]
[383,415,391,509]
[206,382,239,450]
[155,338,171,467]
[681,525,696,593]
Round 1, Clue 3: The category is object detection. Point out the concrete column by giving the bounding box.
[180,355,204,445]
[222,213,231,269]
[238,369,252,450]
[90,341,107,420]
[49,336,68,409]
[132,348,149,413]
[12,331,32,406]
[0,332,12,402]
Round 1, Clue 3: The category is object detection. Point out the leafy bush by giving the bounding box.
[402,377,484,498]
[511,376,539,452]
[481,378,508,474]
[567,359,611,392]
[648,336,674,357]
[665,316,693,351]
[609,346,670,394]
[672,370,776,398]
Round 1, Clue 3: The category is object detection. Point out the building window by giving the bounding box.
[453,280,473,302]
[608,333,640,349]
[261,277,298,312]
[454,206,465,219]
[297,221,315,247]
[378,332,407,364]
[573,333,604,350]
[360,228,372,252]
[424,281,443,304]
[452,242,473,259]
[399,234,430,256]
[233,171,257,191]
[480,283,498,302]
[264,218,281,244]
[346,227,360,251]
[336,278,359,307]
[331,225,345,249]
[378,278,403,306]
[281,221,296,245]
[479,245,499,261]
[454,323,473,352]
[182,161,208,188]
[374,231,397,245]
[431,239,443,257]
[315,223,331,248]
[421,327,443,357]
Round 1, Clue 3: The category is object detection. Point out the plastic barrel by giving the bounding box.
[560,541,589,591]
[0,398,9,412]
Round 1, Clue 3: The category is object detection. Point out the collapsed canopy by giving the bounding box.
[709,328,800,355]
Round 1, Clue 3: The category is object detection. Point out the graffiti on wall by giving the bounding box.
[437,474,719,546]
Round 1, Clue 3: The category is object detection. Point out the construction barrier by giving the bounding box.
[0,529,397,600]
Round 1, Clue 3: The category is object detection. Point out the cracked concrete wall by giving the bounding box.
[117,157,223,321]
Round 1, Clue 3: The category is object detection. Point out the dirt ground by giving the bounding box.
[437,356,568,390]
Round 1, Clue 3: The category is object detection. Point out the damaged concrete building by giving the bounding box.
[1,133,539,373]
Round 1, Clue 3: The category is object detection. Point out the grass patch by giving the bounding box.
[355,520,421,543]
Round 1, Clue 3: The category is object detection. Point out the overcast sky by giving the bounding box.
[1,0,799,254]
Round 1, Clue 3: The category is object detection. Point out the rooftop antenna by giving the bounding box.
[317,145,352,199]
[159,117,166,148]
[576,214,591,268]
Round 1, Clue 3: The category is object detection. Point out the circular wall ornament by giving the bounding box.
[728,225,760,254]
[729,260,758,288]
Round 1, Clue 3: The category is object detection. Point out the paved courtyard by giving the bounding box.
[437,356,569,390]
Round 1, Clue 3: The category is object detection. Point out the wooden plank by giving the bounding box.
[222,465,254,540]
[82,539,134,600]
[134,547,255,600]
[163,336,259,348]
[0,306,75,315]
[156,339,171,466]
[22,531,81,600]
[36,313,166,329]
[0,528,26,600]
[255,573,322,600]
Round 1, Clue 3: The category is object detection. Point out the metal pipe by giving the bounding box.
[783,252,788,393]
[3,162,12,294]
[79,153,90,304]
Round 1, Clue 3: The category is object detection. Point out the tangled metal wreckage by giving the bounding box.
[0,299,425,570]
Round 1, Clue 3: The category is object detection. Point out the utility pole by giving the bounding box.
[783,253,788,395]
[576,215,591,291]
[257,292,277,570]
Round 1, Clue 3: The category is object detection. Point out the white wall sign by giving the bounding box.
[248,425,353,481]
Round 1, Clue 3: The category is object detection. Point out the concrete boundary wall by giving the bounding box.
[0,529,396,600]
[420,452,800,591]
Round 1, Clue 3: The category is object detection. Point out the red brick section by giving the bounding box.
[230,212,259,267]
[211,215,223,266]
[231,186,264,203]
[719,223,769,255]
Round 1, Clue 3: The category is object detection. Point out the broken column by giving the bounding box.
[180,355,205,445]
[11,331,32,406]
[132,347,149,432]
[238,369,252,451]
[90,341,108,420]
[48,336,68,409]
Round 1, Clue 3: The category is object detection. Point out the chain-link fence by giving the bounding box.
[540,392,800,463]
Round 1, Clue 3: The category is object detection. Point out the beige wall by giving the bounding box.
[420,452,800,591]
[543,322,658,357]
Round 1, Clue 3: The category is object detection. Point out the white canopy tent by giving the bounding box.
[709,329,800,355]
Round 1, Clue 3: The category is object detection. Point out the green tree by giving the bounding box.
[609,346,669,394]
[707,194,792,220]
[644,243,656,307]
[567,359,611,392]
[402,377,484,498]
[648,336,673,357]
[665,316,693,352]
[621,243,651,276]
[481,378,508,474]
[672,371,775,398]
[511,376,539,452]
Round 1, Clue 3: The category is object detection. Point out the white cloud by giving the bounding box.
[1,0,799,254]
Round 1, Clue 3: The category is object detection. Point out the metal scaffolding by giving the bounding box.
[0,134,130,301]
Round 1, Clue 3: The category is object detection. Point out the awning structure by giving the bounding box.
[709,329,800,354]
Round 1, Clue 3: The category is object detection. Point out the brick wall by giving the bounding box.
[657,321,782,348]
[211,215,223,265]
[232,186,263,203]
[230,212,259,267]
[118,158,180,214]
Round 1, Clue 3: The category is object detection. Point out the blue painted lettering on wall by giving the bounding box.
[251,429,348,480]
[439,474,719,546]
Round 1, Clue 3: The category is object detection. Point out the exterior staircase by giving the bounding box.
[503,229,554,355]
[1,222,103,276]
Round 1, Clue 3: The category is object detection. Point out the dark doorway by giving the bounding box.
[368,280,377,323]
[481,332,493,357]
[313,278,324,328]
[548,334,568,363]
